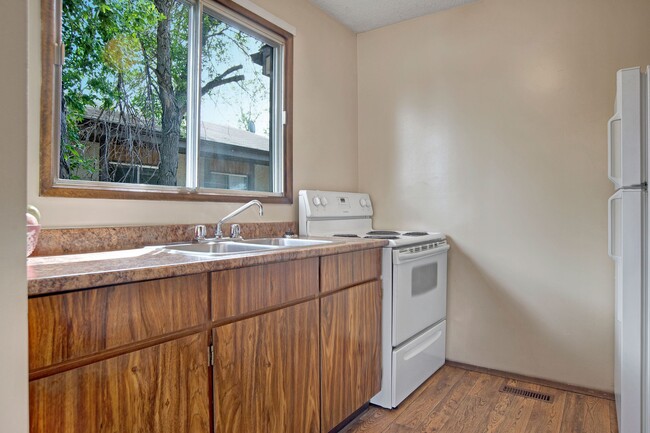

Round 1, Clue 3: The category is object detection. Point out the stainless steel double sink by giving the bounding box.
[163,238,333,256]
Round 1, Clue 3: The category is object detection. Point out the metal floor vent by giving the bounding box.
[499,385,553,403]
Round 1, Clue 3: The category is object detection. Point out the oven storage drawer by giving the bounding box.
[392,320,446,407]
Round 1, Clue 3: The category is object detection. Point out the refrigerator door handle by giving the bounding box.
[608,191,622,260]
[608,114,622,187]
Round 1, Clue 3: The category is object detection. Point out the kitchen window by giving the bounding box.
[40,0,293,203]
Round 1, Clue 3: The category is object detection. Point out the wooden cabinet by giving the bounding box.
[29,274,209,373]
[28,275,211,433]
[320,281,382,432]
[30,332,211,433]
[211,259,320,433]
[28,248,382,433]
[211,258,318,322]
[320,249,381,293]
[213,300,320,433]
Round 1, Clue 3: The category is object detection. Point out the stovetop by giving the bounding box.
[328,230,445,247]
[298,190,446,248]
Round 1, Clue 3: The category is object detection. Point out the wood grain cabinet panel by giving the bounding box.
[213,300,320,433]
[29,274,209,371]
[320,249,381,293]
[29,332,211,433]
[320,281,382,432]
[211,258,318,321]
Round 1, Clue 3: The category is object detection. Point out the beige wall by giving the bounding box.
[27,0,358,227]
[0,0,29,431]
[24,0,649,393]
[358,0,650,391]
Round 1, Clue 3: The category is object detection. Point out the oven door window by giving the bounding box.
[412,263,437,296]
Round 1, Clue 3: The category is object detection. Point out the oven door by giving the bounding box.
[392,243,449,347]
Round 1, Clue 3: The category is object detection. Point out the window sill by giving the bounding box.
[41,180,293,204]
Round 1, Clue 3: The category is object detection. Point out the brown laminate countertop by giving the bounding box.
[27,237,387,296]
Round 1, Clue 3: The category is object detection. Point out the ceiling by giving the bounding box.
[309,0,479,33]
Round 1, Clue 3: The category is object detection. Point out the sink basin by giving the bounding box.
[163,237,333,257]
[164,241,280,256]
[241,238,333,247]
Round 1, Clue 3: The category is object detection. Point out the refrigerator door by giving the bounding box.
[609,189,644,433]
[609,68,643,189]
[645,66,650,433]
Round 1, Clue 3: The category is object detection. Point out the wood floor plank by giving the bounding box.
[340,366,445,433]
[384,424,417,433]
[393,367,466,429]
[436,372,505,433]
[483,379,517,433]
[523,385,567,433]
[414,371,482,432]
[581,396,612,433]
[560,393,586,433]
[340,377,430,433]
[559,393,613,433]
[343,365,616,433]
[606,400,621,433]
[494,381,538,433]
[339,407,387,433]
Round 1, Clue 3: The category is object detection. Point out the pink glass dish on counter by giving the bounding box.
[26,206,41,257]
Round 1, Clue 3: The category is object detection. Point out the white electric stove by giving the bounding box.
[299,190,449,408]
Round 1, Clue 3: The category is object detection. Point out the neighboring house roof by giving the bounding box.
[199,121,269,152]
[83,107,269,152]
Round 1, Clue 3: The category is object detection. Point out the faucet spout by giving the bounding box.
[215,200,264,238]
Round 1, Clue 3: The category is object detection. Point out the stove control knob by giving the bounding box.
[359,198,367,207]
[312,196,321,206]
[321,197,328,206]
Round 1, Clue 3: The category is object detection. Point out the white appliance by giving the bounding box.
[608,66,649,433]
[299,190,449,408]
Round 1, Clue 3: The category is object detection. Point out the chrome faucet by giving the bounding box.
[215,200,264,239]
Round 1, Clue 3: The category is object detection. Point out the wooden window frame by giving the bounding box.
[39,0,293,204]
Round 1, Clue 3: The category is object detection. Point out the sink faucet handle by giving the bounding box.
[230,224,241,239]
[194,225,207,242]
[284,230,297,238]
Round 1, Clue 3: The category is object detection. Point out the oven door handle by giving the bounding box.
[393,244,450,264]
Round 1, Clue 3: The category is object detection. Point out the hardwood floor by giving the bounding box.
[341,365,617,433]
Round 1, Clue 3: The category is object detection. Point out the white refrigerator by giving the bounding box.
[608,66,649,433]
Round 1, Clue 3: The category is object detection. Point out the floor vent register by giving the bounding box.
[499,385,553,403]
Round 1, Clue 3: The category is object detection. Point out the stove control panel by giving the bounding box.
[299,190,374,219]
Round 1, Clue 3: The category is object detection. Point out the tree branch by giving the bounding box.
[201,64,245,97]
[201,74,245,97]
[222,32,250,58]
[178,65,245,116]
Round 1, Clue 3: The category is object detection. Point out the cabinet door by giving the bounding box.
[320,281,382,432]
[320,249,381,293]
[29,332,211,433]
[211,258,318,321]
[29,274,209,372]
[213,300,320,433]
